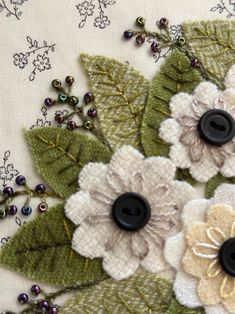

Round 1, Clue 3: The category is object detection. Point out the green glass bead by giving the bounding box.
[58,93,68,103]
[136,16,145,27]
[83,120,94,130]
[0,209,6,219]
[69,96,79,106]
[177,36,186,47]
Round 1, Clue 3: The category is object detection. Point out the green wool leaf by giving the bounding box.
[166,298,205,314]
[80,53,149,151]
[206,174,235,198]
[141,49,201,158]
[182,20,235,87]
[25,128,111,198]
[176,169,197,186]
[0,205,107,287]
[60,273,204,314]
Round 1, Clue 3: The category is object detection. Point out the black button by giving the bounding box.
[197,109,235,146]
[219,237,235,277]
[112,192,151,231]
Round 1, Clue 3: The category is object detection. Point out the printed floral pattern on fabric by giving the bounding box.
[211,0,235,18]
[13,36,56,81]
[159,64,235,183]
[0,0,28,20]
[76,0,116,29]
[164,184,235,314]
[0,151,19,188]
[65,145,195,280]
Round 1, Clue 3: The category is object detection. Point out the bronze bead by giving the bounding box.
[65,76,75,86]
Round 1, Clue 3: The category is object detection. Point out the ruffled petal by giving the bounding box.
[169,143,191,168]
[222,88,235,109]
[224,64,235,89]
[164,231,186,270]
[169,93,194,119]
[182,199,210,226]
[159,118,182,144]
[189,156,218,182]
[198,276,223,305]
[173,271,202,308]
[213,184,235,209]
[193,82,219,107]
[168,180,195,208]
[220,155,235,178]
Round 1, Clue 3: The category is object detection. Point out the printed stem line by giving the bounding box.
[2,0,19,20]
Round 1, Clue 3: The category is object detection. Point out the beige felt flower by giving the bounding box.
[164,184,235,314]
[65,145,195,280]
[159,65,235,182]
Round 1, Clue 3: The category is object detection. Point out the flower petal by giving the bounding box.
[159,118,182,144]
[222,88,235,108]
[193,82,219,107]
[198,276,223,305]
[173,271,202,308]
[170,93,194,119]
[213,184,235,209]
[189,156,218,182]
[182,199,210,226]
[164,231,186,270]
[65,191,106,225]
[224,64,235,89]
[72,221,116,258]
[223,291,235,313]
[169,143,191,168]
[220,155,235,178]
[168,180,195,208]
[206,304,228,314]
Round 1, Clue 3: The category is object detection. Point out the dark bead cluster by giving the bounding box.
[43,76,97,132]
[18,284,59,313]
[0,175,49,221]
[123,16,184,54]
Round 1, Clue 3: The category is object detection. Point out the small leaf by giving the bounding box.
[141,49,201,158]
[206,174,235,198]
[80,53,149,151]
[0,205,108,287]
[60,273,204,314]
[25,128,111,198]
[176,169,197,186]
[166,298,205,314]
[182,20,235,87]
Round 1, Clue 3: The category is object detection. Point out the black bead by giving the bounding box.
[219,237,235,277]
[112,192,151,231]
[123,30,134,40]
[197,109,235,146]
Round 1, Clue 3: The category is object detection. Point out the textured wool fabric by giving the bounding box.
[0,0,230,311]
[159,65,235,183]
[164,184,235,314]
[65,145,195,280]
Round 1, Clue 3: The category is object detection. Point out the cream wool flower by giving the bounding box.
[159,65,235,182]
[65,145,195,280]
[164,184,235,314]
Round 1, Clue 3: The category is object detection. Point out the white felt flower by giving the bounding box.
[159,65,235,182]
[65,145,195,280]
[164,184,235,314]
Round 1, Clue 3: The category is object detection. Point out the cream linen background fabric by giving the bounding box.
[0,0,232,311]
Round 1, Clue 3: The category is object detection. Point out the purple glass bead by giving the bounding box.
[18,293,29,304]
[191,58,199,68]
[123,30,133,39]
[3,186,14,197]
[84,92,94,104]
[49,306,59,314]
[8,205,18,215]
[31,284,41,296]
[37,202,48,213]
[159,17,169,28]
[136,34,145,46]
[54,113,64,123]
[15,175,26,186]
[44,97,54,107]
[67,120,77,130]
[151,41,159,53]
[87,108,97,118]
[35,183,46,194]
[39,300,50,309]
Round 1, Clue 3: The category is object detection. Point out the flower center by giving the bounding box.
[112,192,151,231]
[219,237,235,277]
[197,109,235,145]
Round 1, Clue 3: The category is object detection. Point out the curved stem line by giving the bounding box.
[2,0,19,19]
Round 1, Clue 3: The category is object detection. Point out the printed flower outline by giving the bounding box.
[94,14,110,29]
[77,1,95,16]
[10,0,25,5]
[65,145,195,280]
[159,65,235,182]
[164,184,235,314]
[0,164,18,181]
[33,54,51,72]
[13,53,28,69]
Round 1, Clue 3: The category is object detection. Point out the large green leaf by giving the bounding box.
[0,205,108,287]
[60,273,204,314]
[182,20,235,87]
[141,49,201,158]
[80,54,149,151]
[206,174,235,198]
[25,128,111,198]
